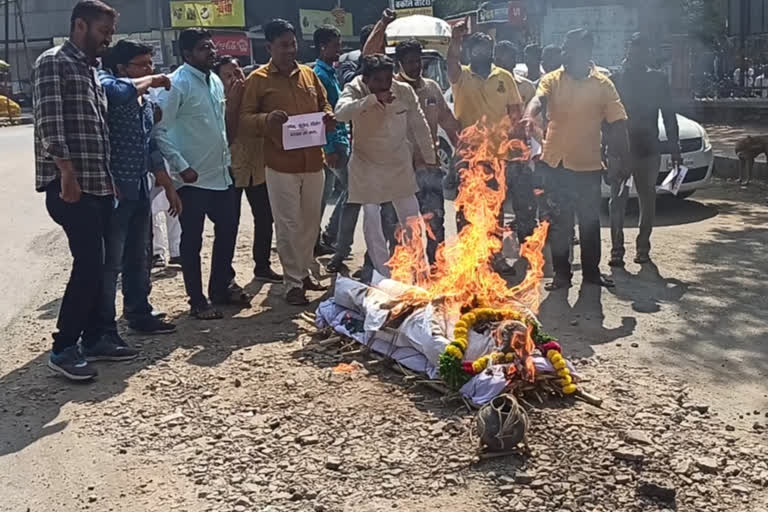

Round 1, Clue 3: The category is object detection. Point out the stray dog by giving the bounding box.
[735,135,768,186]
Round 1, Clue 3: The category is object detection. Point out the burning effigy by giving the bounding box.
[315,118,595,453]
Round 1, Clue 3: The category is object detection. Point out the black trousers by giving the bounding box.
[415,168,446,264]
[539,165,603,281]
[234,183,274,272]
[178,186,238,307]
[456,161,536,244]
[45,179,113,353]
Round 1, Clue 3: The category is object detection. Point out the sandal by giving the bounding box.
[190,303,224,320]
[212,286,253,307]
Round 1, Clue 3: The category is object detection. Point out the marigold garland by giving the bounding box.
[439,307,573,392]
[547,349,577,395]
[439,307,541,390]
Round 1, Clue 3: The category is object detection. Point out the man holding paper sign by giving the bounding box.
[240,19,336,306]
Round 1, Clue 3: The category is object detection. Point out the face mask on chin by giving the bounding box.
[399,69,420,83]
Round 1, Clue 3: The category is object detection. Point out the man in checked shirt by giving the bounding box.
[32,0,119,381]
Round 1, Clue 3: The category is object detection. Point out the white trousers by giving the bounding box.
[362,195,424,278]
[151,187,181,259]
[265,168,325,292]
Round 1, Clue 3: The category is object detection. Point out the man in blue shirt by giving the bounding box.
[154,28,250,319]
[313,26,352,271]
[93,40,180,359]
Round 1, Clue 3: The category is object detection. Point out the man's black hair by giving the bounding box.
[563,28,594,51]
[542,44,562,59]
[265,19,296,43]
[394,39,422,63]
[524,43,542,60]
[102,39,152,74]
[495,40,519,61]
[70,0,117,32]
[361,54,394,78]
[179,28,212,55]
[213,55,238,75]
[360,24,375,48]
[466,32,493,52]
[314,25,341,51]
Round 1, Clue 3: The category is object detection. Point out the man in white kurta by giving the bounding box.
[335,54,437,278]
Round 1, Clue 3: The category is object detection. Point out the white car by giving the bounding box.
[439,88,714,200]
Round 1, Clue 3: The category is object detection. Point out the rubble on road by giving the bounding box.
[76,335,768,511]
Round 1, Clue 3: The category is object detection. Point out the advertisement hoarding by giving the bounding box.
[298,9,354,40]
[170,1,245,28]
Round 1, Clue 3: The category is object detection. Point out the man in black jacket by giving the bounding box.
[609,33,681,266]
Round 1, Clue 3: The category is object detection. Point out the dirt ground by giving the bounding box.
[1,179,768,512]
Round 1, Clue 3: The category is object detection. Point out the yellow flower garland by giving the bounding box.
[547,350,577,395]
[445,307,530,369]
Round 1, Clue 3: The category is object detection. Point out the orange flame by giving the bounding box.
[386,117,550,380]
[388,117,548,311]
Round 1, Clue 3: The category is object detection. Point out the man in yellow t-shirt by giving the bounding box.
[447,22,535,268]
[494,40,536,106]
[523,28,630,291]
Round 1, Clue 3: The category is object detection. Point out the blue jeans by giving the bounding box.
[99,197,154,334]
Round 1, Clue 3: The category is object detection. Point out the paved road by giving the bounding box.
[0,125,64,331]
[1,125,768,511]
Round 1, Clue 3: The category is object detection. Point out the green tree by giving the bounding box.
[680,0,727,51]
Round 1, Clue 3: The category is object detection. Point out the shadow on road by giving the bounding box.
[539,285,638,359]
[0,272,315,457]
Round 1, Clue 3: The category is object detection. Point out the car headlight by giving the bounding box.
[701,128,712,151]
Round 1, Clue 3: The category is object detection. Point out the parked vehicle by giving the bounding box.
[440,76,713,201]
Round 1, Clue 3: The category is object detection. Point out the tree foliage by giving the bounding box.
[680,0,728,50]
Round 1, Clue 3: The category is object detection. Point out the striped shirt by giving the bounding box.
[33,40,112,195]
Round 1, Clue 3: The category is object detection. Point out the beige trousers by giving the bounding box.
[265,168,325,292]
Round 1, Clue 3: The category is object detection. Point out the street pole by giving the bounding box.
[4,0,10,64]
[740,0,748,89]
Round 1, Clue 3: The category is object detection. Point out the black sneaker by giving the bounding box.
[168,256,183,266]
[82,335,140,362]
[129,316,177,335]
[326,259,349,274]
[286,287,310,306]
[314,242,335,257]
[152,255,166,268]
[254,267,283,283]
[48,346,97,381]
[303,276,329,291]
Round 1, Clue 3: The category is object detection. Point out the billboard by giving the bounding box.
[212,33,250,57]
[393,0,433,18]
[170,1,245,28]
[298,9,354,41]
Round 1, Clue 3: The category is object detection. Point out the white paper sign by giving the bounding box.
[282,113,327,151]
[657,165,688,196]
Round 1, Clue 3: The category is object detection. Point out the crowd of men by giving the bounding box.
[33,1,680,381]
